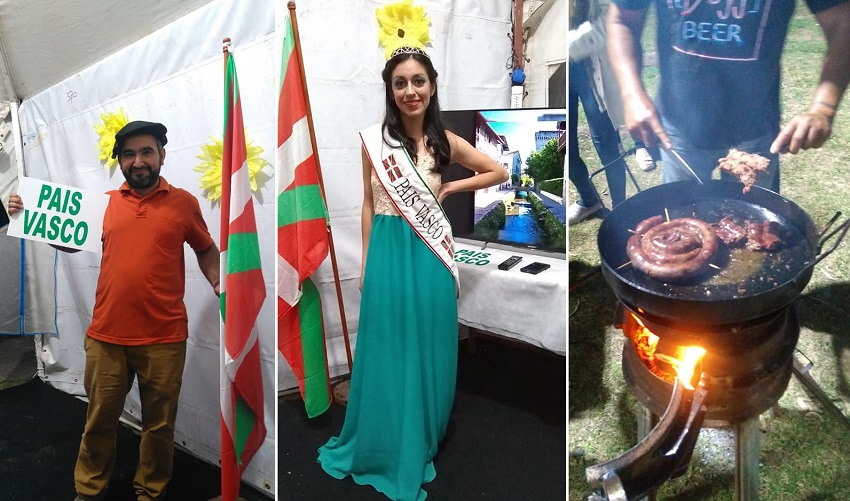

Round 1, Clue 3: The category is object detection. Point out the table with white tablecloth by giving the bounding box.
[454,240,566,356]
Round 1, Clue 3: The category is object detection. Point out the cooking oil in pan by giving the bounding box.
[706,247,765,287]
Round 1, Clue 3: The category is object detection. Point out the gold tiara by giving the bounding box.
[376,0,431,60]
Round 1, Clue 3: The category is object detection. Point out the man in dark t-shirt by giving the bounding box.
[606,0,850,192]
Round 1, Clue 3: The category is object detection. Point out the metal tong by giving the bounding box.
[668,148,704,185]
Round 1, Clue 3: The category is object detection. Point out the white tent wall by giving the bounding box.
[0,0,217,103]
[0,234,21,334]
[0,102,27,335]
[276,1,514,393]
[15,0,276,495]
[0,101,58,338]
[523,0,566,108]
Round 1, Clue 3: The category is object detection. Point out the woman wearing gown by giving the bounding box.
[317,28,508,501]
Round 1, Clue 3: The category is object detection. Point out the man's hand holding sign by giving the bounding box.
[7,177,110,253]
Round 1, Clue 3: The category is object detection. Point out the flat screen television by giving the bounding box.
[441,107,567,255]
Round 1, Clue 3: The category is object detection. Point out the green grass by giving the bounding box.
[569,1,850,499]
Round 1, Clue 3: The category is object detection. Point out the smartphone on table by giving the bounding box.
[520,262,550,275]
[498,255,523,270]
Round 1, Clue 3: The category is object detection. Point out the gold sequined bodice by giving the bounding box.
[371,154,441,215]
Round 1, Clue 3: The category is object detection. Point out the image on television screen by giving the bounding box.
[464,108,566,254]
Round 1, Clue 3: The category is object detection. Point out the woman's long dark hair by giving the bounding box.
[381,52,451,174]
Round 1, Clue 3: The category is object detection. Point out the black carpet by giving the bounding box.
[279,337,566,500]
[0,378,268,501]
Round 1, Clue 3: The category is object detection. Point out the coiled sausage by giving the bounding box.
[627,216,719,281]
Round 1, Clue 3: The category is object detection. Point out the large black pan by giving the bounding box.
[597,180,849,325]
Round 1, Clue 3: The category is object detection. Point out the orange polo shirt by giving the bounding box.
[86,177,214,345]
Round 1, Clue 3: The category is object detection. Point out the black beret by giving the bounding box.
[111,121,168,158]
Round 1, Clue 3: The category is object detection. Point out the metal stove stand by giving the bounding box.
[631,349,850,501]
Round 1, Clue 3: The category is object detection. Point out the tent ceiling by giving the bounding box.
[0,0,214,102]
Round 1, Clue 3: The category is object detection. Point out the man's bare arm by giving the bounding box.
[771,1,850,153]
[195,242,221,296]
[607,4,672,149]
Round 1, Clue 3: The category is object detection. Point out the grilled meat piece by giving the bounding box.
[713,217,747,247]
[745,220,782,251]
[718,149,770,194]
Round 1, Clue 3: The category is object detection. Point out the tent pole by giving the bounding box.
[288,1,354,374]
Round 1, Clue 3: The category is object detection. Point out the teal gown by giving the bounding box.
[318,157,458,501]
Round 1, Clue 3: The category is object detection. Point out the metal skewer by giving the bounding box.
[669,149,705,185]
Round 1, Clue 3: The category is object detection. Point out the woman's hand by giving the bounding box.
[437,181,455,203]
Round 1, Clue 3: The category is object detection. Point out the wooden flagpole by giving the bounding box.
[287,2,354,379]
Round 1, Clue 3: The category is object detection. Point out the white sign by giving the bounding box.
[7,177,109,253]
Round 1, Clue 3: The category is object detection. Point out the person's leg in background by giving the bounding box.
[659,117,721,185]
[568,61,602,225]
[571,60,627,207]
[633,138,658,172]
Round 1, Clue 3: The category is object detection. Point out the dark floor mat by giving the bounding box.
[278,337,567,500]
[0,378,269,501]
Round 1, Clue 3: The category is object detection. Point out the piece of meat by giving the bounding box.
[746,220,782,251]
[718,149,770,194]
[627,216,719,281]
[713,217,747,247]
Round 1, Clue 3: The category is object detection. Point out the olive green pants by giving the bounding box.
[74,337,186,500]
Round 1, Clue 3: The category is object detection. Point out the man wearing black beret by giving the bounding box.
[8,120,220,501]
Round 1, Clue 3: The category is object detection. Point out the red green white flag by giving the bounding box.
[220,48,267,501]
[277,9,332,418]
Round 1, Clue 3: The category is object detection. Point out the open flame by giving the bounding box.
[657,347,707,389]
[675,347,707,390]
[625,313,706,388]
[629,314,662,378]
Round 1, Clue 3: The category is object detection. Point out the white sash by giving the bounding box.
[360,123,460,295]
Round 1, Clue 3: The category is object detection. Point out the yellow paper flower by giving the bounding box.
[376,0,431,59]
[93,108,130,169]
[193,132,269,203]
